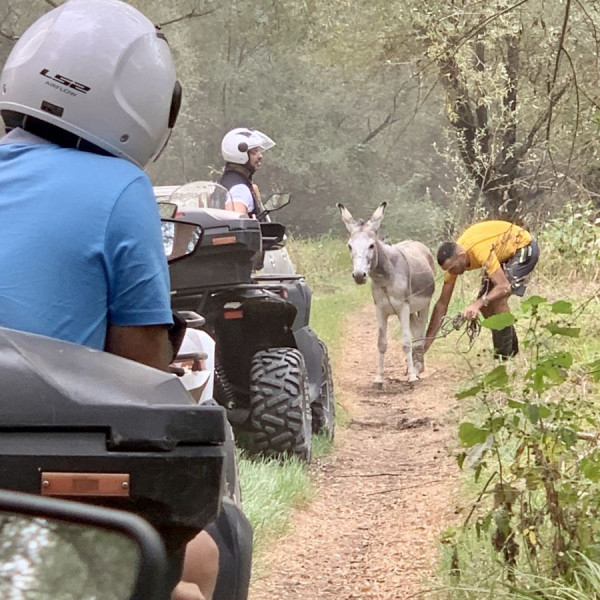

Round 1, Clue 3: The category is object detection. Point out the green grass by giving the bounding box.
[237,452,313,556]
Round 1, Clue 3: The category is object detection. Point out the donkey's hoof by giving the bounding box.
[407,374,420,384]
[373,381,383,390]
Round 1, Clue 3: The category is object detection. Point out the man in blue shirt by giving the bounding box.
[0,128,173,368]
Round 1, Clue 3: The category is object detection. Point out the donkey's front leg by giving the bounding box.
[374,306,388,389]
[399,303,418,382]
[410,307,429,376]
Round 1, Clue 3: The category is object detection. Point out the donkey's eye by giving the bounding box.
[369,243,375,249]
[347,244,352,250]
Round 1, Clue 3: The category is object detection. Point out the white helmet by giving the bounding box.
[221,128,275,164]
[0,0,181,168]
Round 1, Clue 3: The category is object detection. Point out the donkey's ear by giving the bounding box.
[337,203,358,233]
[367,202,387,232]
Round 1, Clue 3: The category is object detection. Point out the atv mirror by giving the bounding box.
[260,222,287,250]
[161,220,203,261]
[0,490,169,600]
[263,193,291,212]
[158,202,177,219]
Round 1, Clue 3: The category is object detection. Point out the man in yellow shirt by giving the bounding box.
[424,220,539,358]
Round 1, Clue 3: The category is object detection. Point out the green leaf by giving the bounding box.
[481,313,516,330]
[490,417,505,430]
[521,295,547,309]
[551,300,572,314]
[458,422,490,447]
[558,427,578,448]
[456,383,482,400]
[544,323,580,337]
[483,365,508,388]
[522,402,551,424]
[580,457,600,482]
[527,352,572,392]
[540,352,573,369]
[538,405,552,418]
[537,363,566,384]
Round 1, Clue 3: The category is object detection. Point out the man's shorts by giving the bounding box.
[478,239,540,298]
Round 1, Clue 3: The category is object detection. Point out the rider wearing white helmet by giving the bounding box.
[0,0,181,358]
[219,127,275,216]
[0,1,217,599]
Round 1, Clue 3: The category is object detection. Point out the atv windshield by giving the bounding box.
[155,181,232,211]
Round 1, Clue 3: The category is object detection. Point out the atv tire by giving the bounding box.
[311,340,335,441]
[247,348,312,461]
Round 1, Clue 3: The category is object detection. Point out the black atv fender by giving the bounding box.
[293,326,326,404]
[226,287,297,348]
[205,498,253,600]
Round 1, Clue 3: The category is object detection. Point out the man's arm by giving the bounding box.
[225,184,253,215]
[103,176,174,371]
[424,279,456,352]
[105,324,171,371]
[462,267,512,320]
[224,200,250,214]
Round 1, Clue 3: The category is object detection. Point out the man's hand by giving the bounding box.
[462,300,483,321]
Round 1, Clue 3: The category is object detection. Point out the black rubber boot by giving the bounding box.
[492,326,519,360]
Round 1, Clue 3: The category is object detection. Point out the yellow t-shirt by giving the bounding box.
[444,220,532,283]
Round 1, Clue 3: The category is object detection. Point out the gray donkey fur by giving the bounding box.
[338,202,435,386]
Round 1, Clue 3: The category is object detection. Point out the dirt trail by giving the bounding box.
[249,304,462,600]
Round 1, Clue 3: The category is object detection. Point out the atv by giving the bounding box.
[0,325,227,597]
[156,182,335,461]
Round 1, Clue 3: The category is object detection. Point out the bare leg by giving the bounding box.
[181,531,219,600]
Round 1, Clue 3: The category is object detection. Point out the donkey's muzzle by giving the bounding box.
[352,271,367,284]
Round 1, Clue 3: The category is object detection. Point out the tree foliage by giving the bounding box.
[1,0,599,237]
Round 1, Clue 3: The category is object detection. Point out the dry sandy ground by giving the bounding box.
[249,304,463,600]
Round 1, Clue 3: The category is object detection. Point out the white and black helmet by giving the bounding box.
[0,0,181,168]
[221,128,275,165]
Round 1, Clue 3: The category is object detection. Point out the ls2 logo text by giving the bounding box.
[40,69,91,94]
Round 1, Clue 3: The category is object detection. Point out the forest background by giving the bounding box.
[1,0,599,244]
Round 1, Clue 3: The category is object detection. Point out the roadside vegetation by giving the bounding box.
[433,202,600,599]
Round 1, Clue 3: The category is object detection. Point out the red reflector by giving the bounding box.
[212,236,237,245]
[224,309,244,320]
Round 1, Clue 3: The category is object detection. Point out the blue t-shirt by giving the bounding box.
[0,129,173,350]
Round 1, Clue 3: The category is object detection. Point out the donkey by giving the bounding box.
[338,202,435,386]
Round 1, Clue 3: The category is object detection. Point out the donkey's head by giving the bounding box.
[337,202,387,284]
